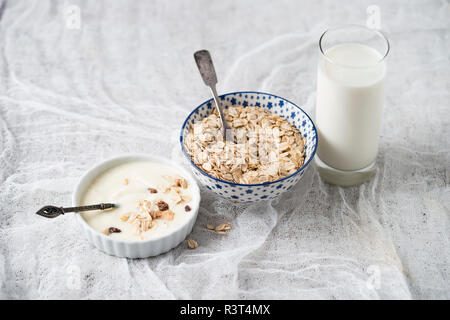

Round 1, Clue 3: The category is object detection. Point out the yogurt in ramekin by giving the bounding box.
[73,154,200,258]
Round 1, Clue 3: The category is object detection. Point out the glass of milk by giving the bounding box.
[315,25,390,186]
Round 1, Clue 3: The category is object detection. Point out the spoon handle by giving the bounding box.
[209,83,229,138]
[193,49,218,86]
[194,50,230,140]
[36,203,117,218]
[62,203,116,213]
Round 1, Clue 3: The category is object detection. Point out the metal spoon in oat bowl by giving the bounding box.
[194,49,232,141]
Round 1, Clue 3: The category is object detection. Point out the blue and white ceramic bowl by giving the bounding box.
[180,91,317,202]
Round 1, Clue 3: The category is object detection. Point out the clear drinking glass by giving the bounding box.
[315,25,390,186]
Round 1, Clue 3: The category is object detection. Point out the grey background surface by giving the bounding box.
[0,0,448,299]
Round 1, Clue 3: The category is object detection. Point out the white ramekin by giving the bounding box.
[72,154,201,258]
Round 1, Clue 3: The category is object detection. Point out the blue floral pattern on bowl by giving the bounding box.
[180,91,317,202]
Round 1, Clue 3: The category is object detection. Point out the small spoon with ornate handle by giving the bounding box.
[36,203,116,218]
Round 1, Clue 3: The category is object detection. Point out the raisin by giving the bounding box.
[157,200,169,211]
[108,227,121,234]
[185,205,191,212]
[148,188,158,194]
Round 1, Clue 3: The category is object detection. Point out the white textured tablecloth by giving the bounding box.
[0,0,448,299]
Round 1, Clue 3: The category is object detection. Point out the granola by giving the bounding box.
[206,222,232,235]
[120,176,191,235]
[187,239,198,249]
[184,106,306,184]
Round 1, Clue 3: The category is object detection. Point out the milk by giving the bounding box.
[316,43,386,171]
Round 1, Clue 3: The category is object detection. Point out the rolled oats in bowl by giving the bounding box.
[184,106,306,184]
[180,91,317,202]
